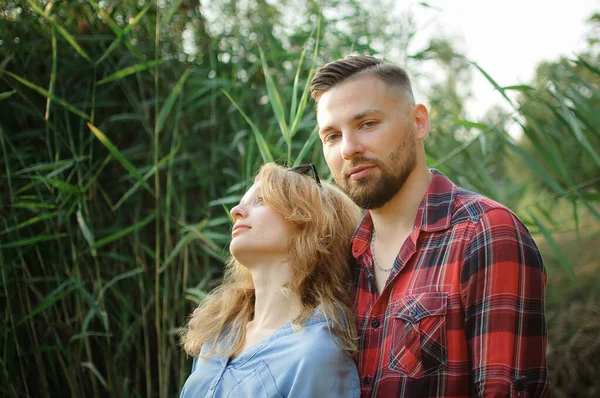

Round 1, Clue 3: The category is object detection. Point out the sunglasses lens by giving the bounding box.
[295,166,310,175]
[290,164,321,186]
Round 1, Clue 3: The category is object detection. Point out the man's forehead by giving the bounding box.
[317,84,394,128]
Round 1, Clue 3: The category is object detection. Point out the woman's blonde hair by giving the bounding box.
[180,162,362,358]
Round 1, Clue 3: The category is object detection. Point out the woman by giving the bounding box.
[180,163,362,398]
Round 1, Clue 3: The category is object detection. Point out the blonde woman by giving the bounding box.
[180,163,362,397]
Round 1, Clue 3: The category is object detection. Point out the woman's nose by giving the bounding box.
[230,204,247,221]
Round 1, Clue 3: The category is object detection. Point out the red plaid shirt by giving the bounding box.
[353,170,548,398]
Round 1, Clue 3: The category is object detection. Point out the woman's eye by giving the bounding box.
[255,195,264,205]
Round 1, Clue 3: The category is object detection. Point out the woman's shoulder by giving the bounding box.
[291,312,346,356]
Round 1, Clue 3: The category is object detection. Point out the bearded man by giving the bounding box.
[310,55,548,398]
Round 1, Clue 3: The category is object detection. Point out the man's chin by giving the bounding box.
[345,174,377,187]
[344,178,401,209]
[346,186,378,205]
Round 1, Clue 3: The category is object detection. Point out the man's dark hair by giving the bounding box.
[309,55,415,104]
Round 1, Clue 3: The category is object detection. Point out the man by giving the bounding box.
[310,55,548,397]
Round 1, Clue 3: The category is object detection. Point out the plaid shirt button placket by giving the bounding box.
[353,169,549,398]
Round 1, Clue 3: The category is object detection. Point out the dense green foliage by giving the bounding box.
[0,1,598,397]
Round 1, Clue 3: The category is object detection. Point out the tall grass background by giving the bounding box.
[0,1,598,397]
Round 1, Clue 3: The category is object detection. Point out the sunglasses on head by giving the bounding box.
[288,163,321,186]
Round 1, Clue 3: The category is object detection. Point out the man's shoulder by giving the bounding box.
[450,187,518,226]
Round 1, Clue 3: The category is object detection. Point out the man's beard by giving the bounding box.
[334,131,417,209]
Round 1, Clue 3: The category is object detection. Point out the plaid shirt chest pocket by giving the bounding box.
[388,292,449,379]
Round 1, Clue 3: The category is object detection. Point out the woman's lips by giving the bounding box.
[232,224,251,236]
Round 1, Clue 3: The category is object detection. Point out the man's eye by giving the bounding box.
[324,133,340,143]
[362,121,376,128]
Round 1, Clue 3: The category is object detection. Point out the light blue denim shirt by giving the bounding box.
[180,311,360,398]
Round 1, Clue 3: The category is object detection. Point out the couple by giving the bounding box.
[179,56,549,397]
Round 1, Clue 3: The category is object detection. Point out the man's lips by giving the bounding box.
[232,224,251,236]
[348,165,376,180]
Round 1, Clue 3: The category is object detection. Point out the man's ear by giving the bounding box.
[413,104,430,141]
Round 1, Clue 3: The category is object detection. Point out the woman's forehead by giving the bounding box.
[240,182,261,202]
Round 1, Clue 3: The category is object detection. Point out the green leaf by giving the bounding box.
[473,161,501,200]
[222,90,274,162]
[470,61,514,106]
[451,118,488,130]
[112,144,179,211]
[94,1,152,64]
[0,233,68,249]
[575,189,600,221]
[258,47,289,142]
[554,86,600,167]
[19,280,77,323]
[98,268,144,298]
[159,233,195,273]
[574,55,600,76]
[2,70,90,120]
[208,194,243,207]
[70,332,113,342]
[123,2,153,35]
[88,0,122,35]
[290,19,320,139]
[87,123,153,195]
[0,212,60,235]
[494,131,567,197]
[26,0,92,63]
[76,207,96,257]
[157,69,190,133]
[98,60,166,84]
[93,213,156,249]
[502,85,534,92]
[582,192,600,202]
[35,176,82,195]
[45,26,57,121]
[0,125,12,199]
[14,160,75,175]
[96,37,126,66]
[10,202,56,210]
[289,26,314,125]
[529,212,576,280]
[185,288,208,304]
[293,125,320,166]
[418,2,442,10]
[0,90,16,101]
[80,362,109,390]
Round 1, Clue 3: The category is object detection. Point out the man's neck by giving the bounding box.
[369,164,432,244]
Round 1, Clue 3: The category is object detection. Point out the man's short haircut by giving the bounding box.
[309,55,415,105]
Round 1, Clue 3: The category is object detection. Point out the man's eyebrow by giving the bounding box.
[319,109,384,136]
[352,109,384,120]
[318,125,334,136]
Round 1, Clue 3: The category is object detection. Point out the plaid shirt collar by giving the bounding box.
[351,169,458,259]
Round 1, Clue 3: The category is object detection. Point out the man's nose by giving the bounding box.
[341,133,365,159]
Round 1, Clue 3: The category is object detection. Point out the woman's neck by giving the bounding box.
[248,261,303,331]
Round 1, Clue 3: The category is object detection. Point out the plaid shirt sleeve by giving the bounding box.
[460,208,548,397]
